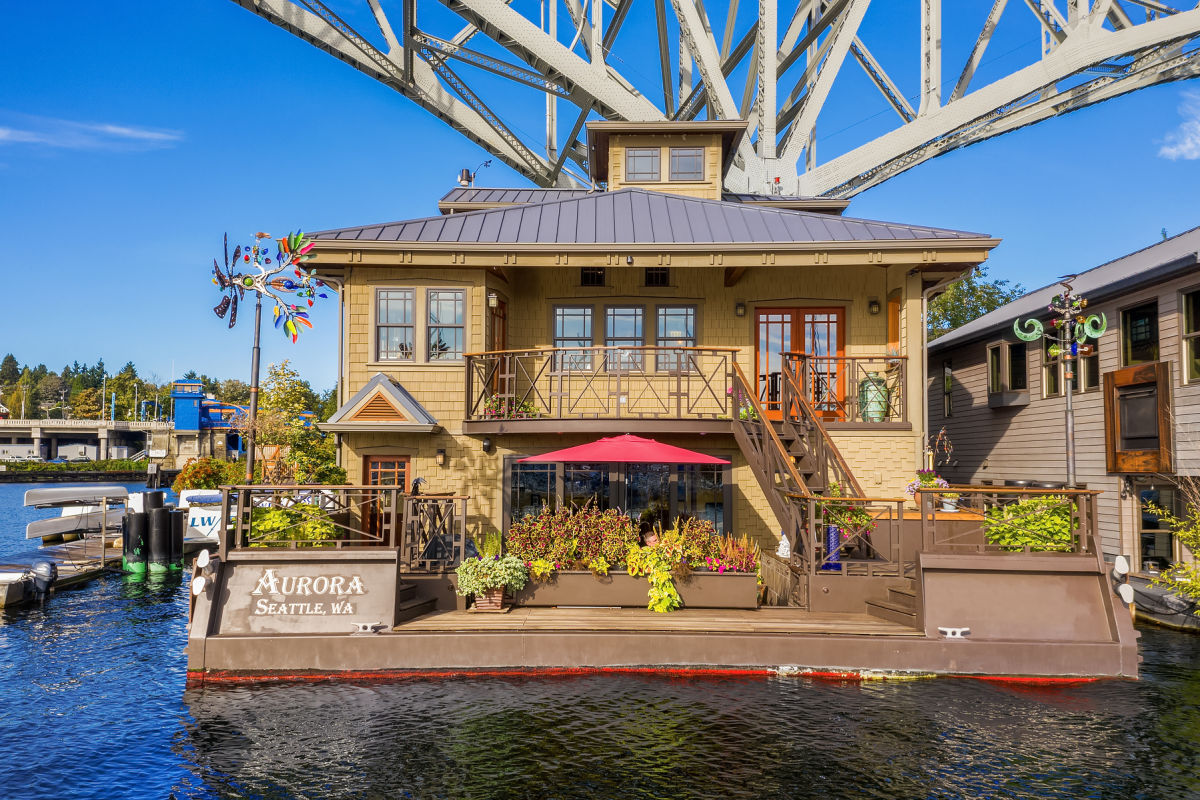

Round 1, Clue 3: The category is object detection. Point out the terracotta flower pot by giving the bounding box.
[472,587,506,612]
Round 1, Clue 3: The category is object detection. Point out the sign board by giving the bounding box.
[215,560,397,634]
[149,449,167,458]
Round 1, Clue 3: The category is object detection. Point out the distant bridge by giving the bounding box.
[0,419,172,461]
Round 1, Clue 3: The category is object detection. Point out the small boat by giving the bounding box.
[178,489,225,543]
[23,486,128,543]
[1128,573,1200,633]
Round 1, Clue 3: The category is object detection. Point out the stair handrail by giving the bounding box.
[731,363,810,498]
[779,358,864,497]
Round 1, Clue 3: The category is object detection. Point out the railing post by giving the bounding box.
[464,357,474,420]
[218,487,231,560]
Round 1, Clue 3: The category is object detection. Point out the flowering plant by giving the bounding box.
[822,481,876,536]
[703,534,760,573]
[480,394,539,419]
[905,469,949,499]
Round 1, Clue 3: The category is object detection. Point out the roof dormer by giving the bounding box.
[586,120,748,200]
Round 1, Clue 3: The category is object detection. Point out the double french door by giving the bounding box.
[755,308,845,419]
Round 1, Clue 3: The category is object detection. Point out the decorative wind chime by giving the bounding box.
[211,231,334,481]
[1013,280,1107,486]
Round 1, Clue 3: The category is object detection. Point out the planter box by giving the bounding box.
[513,569,758,609]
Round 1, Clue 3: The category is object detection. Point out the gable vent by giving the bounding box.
[350,393,405,422]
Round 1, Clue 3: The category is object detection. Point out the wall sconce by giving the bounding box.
[734,302,746,317]
[435,448,446,467]
[868,299,881,315]
[482,437,494,454]
[487,292,499,309]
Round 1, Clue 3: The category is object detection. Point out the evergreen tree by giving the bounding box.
[0,354,19,386]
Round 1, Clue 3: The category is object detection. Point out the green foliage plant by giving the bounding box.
[249,503,338,547]
[625,543,683,613]
[983,495,1075,552]
[1144,486,1200,608]
[505,504,577,566]
[585,555,611,577]
[822,482,876,537]
[474,530,503,559]
[527,558,555,583]
[454,554,529,597]
[573,504,639,565]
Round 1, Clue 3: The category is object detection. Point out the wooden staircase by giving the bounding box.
[394,582,438,625]
[865,580,920,627]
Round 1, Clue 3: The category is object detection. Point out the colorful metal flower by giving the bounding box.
[211,231,333,342]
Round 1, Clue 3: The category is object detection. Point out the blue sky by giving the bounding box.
[1,1,1197,391]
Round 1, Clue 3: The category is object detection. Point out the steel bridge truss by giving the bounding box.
[232,0,1200,196]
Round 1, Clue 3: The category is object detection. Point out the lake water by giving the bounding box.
[1,481,1198,800]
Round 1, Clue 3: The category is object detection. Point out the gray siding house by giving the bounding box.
[927,227,1200,568]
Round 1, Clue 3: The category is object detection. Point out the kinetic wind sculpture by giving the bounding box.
[212,231,330,342]
[1012,280,1107,487]
[210,230,333,481]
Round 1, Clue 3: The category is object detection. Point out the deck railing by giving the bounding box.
[916,486,1100,555]
[783,353,907,423]
[464,346,737,422]
[218,485,468,571]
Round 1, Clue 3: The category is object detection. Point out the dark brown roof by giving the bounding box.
[315,188,991,246]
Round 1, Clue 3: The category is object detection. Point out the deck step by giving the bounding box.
[887,585,917,606]
[865,598,918,627]
[394,595,438,624]
[396,582,418,603]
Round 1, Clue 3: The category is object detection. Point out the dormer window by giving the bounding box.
[625,148,660,181]
[669,147,704,181]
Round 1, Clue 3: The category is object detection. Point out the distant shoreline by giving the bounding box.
[0,470,151,484]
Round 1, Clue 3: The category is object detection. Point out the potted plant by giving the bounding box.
[905,469,950,508]
[940,492,960,512]
[820,482,875,569]
[455,532,529,611]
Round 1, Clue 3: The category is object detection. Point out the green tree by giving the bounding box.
[37,374,66,416]
[72,387,102,419]
[317,385,339,422]
[1145,477,1200,612]
[0,354,19,387]
[218,378,251,406]
[242,361,344,484]
[928,265,1025,340]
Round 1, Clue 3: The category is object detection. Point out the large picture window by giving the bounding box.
[1122,301,1159,365]
[656,306,696,371]
[376,289,415,361]
[505,458,729,534]
[1184,289,1200,382]
[625,148,660,181]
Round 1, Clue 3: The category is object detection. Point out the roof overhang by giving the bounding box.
[319,422,439,433]
[586,120,749,184]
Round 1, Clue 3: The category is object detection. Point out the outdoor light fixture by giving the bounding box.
[868,299,881,315]
[626,255,634,265]
[487,292,499,308]
[734,302,746,317]
[435,448,446,467]
[482,437,494,454]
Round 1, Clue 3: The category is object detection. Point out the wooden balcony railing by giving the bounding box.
[916,486,1100,556]
[464,346,738,422]
[783,353,907,423]
[217,485,468,571]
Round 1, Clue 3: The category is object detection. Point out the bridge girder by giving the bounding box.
[228,0,1200,197]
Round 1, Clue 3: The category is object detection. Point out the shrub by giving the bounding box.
[505,505,576,565]
[172,457,245,493]
[983,495,1074,552]
[625,543,683,612]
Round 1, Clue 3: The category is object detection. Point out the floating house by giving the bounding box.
[186,121,1138,681]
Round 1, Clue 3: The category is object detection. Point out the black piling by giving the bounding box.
[122,511,148,575]
[148,507,172,574]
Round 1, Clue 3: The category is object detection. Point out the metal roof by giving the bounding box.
[439,187,848,215]
[929,225,1200,351]
[315,188,991,246]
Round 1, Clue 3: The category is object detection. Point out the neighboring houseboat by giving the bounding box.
[185,121,1138,680]
[927,227,1199,627]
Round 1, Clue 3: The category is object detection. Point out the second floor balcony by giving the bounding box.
[462,346,908,433]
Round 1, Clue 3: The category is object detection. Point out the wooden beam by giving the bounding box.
[724,266,748,286]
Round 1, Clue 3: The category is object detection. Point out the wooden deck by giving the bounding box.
[393,607,922,636]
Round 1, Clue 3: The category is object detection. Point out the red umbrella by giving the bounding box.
[517,434,729,464]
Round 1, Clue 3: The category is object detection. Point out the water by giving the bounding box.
[1,481,1198,800]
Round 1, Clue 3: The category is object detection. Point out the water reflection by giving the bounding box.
[179,631,1200,800]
